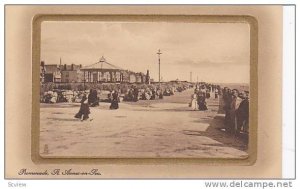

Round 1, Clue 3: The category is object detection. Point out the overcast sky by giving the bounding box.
[41,21,250,83]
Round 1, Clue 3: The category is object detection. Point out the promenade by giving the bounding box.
[40,88,248,158]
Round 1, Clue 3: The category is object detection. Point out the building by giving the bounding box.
[42,63,62,83]
[61,64,83,83]
[40,61,46,83]
[81,56,148,84]
[41,61,84,83]
[41,57,149,84]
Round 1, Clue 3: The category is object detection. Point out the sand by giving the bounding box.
[40,89,248,158]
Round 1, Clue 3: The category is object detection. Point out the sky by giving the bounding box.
[41,21,250,83]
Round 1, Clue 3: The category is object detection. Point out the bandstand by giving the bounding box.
[81,56,147,83]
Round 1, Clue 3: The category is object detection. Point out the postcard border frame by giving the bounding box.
[31,14,258,166]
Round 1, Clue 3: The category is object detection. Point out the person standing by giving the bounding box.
[133,86,139,102]
[197,92,208,111]
[194,85,200,94]
[236,91,249,135]
[215,88,219,99]
[151,88,156,100]
[190,92,198,110]
[88,89,99,107]
[157,88,164,99]
[110,90,119,110]
[200,85,206,95]
[74,94,90,121]
[227,89,241,134]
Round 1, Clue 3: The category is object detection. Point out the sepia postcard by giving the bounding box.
[39,19,252,159]
[5,5,282,179]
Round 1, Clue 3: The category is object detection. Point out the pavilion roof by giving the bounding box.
[81,56,124,71]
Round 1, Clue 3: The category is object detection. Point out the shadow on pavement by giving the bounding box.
[182,97,248,152]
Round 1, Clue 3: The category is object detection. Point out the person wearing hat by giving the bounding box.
[215,88,219,99]
[197,91,208,111]
[74,93,90,121]
[227,89,241,134]
[236,91,249,136]
[133,86,139,102]
[110,90,119,110]
[190,92,198,110]
[88,88,99,107]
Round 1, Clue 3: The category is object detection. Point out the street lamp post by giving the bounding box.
[157,49,162,84]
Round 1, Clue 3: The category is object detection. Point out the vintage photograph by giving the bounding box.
[39,21,250,159]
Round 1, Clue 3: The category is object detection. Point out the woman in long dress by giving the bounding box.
[190,93,198,110]
[197,92,208,111]
[110,90,119,110]
[88,89,99,107]
[74,94,90,121]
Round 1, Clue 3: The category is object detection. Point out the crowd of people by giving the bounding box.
[189,83,221,111]
[74,89,121,121]
[189,83,249,139]
[123,86,182,101]
[40,83,191,121]
[72,83,192,121]
[41,82,250,135]
[222,87,249,137]
[40,83,191,104]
